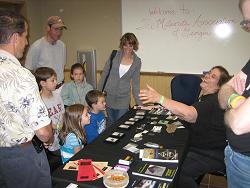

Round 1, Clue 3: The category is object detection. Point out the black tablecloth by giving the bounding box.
[52,109,190,188]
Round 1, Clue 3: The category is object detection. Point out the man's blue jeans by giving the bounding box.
[225,145,250,188]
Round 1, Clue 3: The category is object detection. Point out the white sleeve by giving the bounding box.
[25,44,39,70]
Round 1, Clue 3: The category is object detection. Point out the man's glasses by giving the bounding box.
[240,20,250,32]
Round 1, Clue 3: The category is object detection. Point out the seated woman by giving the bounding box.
[139,66,230,188]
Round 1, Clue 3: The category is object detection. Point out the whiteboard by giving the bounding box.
[122,0,250,74]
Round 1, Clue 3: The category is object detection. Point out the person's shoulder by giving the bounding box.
[201,93,219,106]
[89,111,96,116]
[66,132,77,140]
[43,92,60,103]
[85,119,96,128]
[57,39,65,44]
[134,52,141,60]
[84,82,94,88]
[97,111,105,116]
[52,92,60,97]
[90,111,105,120]
[65,132,82,145]
[11,63,35,79]
[27,38,46,53]
[200,93,217,100]
[116,50,121,55]
[56,40,66,46]
[30,37,46,47]
[89,112,99,121]
[23,66,36,78]
[133,53,142,65]
[52,92,64,100]
[98,111,106,118]
[208,92,218,99]
[242,59,250,74]
[62,81,74,90]
[64,81,74,87]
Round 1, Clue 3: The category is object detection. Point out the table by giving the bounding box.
[52,108,190,188]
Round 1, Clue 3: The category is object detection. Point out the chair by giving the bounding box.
[195,144,228,186]
[196,169,227,187]
[171,74,202,105]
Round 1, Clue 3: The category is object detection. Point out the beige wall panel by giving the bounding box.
[26,0,43,43]
[131,74,173,106]
[26,0,121,72]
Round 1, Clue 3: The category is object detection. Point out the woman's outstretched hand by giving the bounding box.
[139,85,161,104]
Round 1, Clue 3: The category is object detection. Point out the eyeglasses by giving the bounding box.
[240,20,250,32]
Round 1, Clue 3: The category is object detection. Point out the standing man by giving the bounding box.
[0,10,53,188]
[218,0,250,187]
[25,16,67,92]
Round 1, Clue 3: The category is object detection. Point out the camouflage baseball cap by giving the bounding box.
[47,16,67,29]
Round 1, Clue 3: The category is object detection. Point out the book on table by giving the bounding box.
[132,178,169,188]
[139,148,178,163]
[132,162,178,182]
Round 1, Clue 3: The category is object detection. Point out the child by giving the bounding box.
[61,63,93,106]
[59,104,89,163]
[84,90,107,144]
[35,67,65,170]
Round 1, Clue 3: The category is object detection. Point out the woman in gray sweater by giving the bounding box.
[98,33,142,125]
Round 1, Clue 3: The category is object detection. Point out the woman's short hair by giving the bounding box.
[212,66,231,87]
[119,32,139,51]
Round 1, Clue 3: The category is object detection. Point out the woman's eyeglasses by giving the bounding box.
[240,19,250,32]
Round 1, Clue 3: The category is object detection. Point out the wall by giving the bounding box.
[0,0,26,16]
[26,0,121,71]
[26,0,179,104]
[25,0,43,43]
[122,0,249,74]
[0,0,28,64]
